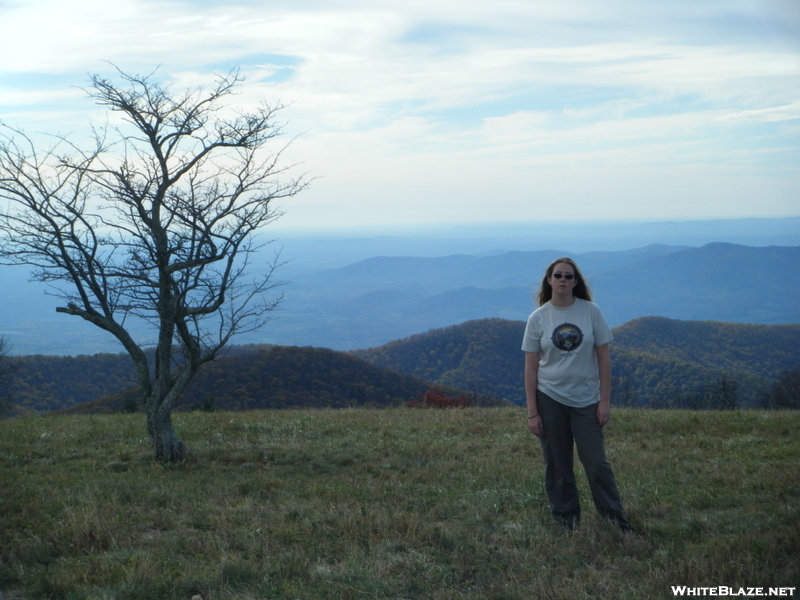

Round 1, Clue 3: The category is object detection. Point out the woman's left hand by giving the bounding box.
[597,400,611,427]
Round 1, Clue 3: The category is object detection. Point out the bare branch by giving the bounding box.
[0,67,307,461]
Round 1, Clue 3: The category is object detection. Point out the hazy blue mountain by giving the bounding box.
[591,243,800,325]
[274,216,800,268]
[290,245,685,299]
[1,217,799,355]
[255,242,800,350]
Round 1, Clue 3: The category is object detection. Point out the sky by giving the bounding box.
[0,0,798,232]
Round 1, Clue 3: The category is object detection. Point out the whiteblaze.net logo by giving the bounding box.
[672,587,796,597]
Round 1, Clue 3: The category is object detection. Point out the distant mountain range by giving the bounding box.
[1,235,798,355]
[262,242,800,350]
[2,316,797,415]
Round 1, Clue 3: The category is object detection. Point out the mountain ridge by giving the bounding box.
[353,317,800,407]
[2,242,798,354]
[278,242,800,350]
[28,345,504,416]
[1,316,797,415]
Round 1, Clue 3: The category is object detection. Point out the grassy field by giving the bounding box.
[0,408,798,600]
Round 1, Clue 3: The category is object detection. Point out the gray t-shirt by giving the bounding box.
[521,298,613,408]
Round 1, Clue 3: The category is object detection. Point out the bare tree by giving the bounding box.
[762,368,800,409]
[0,336,17,392]
[0,335,19,418]
[0,68,307,460]
[707,374,738,410]
[611,374,639,407]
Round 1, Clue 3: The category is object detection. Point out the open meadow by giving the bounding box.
[1,408,798,599]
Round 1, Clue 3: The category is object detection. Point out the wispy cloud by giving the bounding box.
[1,0,798,227]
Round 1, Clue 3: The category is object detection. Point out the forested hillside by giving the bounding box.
[2,353,138,412]
[6,345,501,416]
[354,318,800,407]
[352,319,526,402]
[2,317,798,415]
[611,316,800,379]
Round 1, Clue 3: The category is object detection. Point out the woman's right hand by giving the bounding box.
[528,414,543,438]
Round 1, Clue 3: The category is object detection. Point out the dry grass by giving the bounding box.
[0,408,798,599]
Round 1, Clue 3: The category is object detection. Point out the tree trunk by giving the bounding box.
[147,409,186,462]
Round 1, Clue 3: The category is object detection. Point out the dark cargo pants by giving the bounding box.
[537,389,629,529]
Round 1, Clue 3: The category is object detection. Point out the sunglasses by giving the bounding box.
[551,273,575,280]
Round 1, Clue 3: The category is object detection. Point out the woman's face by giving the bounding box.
[548,262,577,297]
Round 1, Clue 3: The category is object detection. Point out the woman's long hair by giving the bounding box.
[536,257,592,306]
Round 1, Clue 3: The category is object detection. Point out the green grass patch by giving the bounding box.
[1,408,798,599]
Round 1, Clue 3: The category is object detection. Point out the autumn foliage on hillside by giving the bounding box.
[405,389,470,409]
[3,318,799,414]
[356,317,800,408]
[44,346,504,415]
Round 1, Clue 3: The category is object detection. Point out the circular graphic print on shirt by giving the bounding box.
[551,323,584,352]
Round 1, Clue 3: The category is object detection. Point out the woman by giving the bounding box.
[521,257,633,532]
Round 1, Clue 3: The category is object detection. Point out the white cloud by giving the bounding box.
[1,0,798,228]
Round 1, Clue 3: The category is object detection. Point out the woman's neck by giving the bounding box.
[550,294,576,308]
